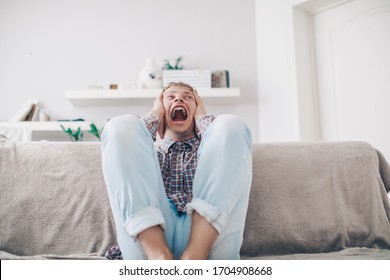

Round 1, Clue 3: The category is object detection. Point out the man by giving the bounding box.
[101,82,252,260]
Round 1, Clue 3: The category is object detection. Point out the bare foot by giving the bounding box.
[138,225,174,260]
[180,211,218,260]
[147,247,174,260]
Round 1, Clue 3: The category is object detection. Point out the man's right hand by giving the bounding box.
[151,91,165,139]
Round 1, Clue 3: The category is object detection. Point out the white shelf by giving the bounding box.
[0,121,92,131]
[0,121,97,141]
[66,88,240,107]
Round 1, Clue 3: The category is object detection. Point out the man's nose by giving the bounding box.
[174,96,183,102]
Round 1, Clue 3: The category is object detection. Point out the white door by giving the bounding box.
[313,0,390,159]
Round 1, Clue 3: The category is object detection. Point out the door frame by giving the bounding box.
[290,0,353,141]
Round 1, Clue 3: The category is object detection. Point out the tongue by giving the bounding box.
[173,110,186,121]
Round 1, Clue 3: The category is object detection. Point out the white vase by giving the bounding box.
[138,59,162,89]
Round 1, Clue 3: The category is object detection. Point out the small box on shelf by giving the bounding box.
[163,70,211,88]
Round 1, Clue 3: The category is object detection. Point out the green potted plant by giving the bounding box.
[162,56,183,70]
[60,123,102,142]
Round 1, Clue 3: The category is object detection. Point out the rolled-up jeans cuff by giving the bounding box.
[186,198,228,234]
[124,207,166,239]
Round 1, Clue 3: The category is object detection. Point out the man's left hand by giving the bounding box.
[194,92,206,120]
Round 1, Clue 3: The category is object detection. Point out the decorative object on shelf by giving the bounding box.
[9,100,50,122]
[212,70,230,88]
[109,84,118,90]
[162,56,183,70]
[163,69,211,88]
[161,56,211,88]
[38,110,50,121]
[88,85,104,90]
[138,58,162,89]
[9,100,38,122]
[60,122,102,142]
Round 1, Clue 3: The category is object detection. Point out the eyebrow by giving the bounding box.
[164,90,194,95]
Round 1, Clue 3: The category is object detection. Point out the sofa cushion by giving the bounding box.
[240,141,390,257]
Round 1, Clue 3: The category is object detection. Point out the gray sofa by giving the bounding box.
[1,135,390,259]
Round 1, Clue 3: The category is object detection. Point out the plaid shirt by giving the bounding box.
[141,113,215,212]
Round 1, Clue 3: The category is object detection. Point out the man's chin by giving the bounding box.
[170,126,191,134]
[168,119,189,128]
[166,121,195,139]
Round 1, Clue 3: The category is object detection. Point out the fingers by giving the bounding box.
[157,117,165,139]
[155,92,162,103]
[195,92,205,108]
[153,91,165,138]
[194,91,203,106]
[194,92,207,119]
[152,91,165,120]
[159,90,164,101]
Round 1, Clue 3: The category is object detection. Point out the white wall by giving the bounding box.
[255,0,300,142]
[0,0,259,139]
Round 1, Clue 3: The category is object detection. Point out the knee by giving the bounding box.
[102,114,142,144]
[213,115,252,144]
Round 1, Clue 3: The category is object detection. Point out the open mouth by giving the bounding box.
[171,106,188,122]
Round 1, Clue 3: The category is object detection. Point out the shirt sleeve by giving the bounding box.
[141,112,159,141]
[195,115,215,139]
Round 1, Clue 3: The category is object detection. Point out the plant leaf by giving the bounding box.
[87,123,101,140]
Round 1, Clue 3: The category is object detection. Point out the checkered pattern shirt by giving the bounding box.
[104,244,123,260]
[141,113,215,212]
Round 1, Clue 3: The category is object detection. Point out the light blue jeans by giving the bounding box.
[101,114,252,259]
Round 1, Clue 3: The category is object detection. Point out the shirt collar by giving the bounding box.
[160,136,200,154]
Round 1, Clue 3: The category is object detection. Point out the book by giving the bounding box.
[212,70,230,88]
[9,100,39,122]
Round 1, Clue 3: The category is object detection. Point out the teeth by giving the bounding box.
[172,107,187,115]
[176,108,187,116]
[171,107,187,119]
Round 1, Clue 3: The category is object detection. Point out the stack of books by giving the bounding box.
[9,100,49,122]
[9,100,39,122]
[163,70,211,88]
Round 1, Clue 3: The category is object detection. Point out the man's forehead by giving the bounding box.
[164,87,194,95]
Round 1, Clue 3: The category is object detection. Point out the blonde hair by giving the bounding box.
[162,82,198,95]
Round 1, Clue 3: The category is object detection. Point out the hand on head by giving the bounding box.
[194,90,206,119]
[151,91,165,139]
